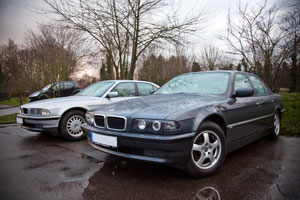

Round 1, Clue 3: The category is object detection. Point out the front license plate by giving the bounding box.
[90,132,117,148]
[16,117,23,124]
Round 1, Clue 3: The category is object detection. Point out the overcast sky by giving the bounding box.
[0,0,282,77]
[0,0,281,46]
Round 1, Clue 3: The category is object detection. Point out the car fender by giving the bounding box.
[191,106,228,134]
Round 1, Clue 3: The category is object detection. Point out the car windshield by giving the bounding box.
[75,81,115,97]
[154,72,230,95]
[41,84,52,92]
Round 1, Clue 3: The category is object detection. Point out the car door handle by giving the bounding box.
[256,102,260,106]
[270,99,274,103]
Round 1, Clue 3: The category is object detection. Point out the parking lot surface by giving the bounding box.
[0,125,299,200]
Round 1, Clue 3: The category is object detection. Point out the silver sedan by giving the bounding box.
[16,80,159,141]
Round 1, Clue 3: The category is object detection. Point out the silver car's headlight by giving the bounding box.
[85,111,95,125]
[40,109,51,116]
[31,108,51,116]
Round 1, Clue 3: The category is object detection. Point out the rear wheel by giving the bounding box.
[60,110,86,141]
[269,112,280,140]
[185,121,226,177]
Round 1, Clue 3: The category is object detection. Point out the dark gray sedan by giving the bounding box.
[81,71,284,177]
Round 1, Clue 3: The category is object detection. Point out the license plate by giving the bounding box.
[16,117,23,124]
[90,132,117,148]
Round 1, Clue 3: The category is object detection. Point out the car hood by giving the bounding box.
[94,93,226,119]
[22,96,102,109]
[28,91,41,98]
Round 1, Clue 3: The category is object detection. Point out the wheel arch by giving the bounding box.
[58,107,87,129]
[197,114,227,138]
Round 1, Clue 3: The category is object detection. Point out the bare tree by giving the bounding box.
[25,23,88,87]
[220,0,288,90]
[199,45,221,70]
[281,2,300,91]
[43,0,206,79]
[0,40,31,104]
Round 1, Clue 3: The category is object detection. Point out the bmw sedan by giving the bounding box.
[82,71,284,177]
[16,80,159,141]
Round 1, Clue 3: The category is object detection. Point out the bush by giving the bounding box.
[280,92,300,136]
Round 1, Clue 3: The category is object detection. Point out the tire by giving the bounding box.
[269,112,280,140]
[59,110,86,141]
[185,121,226,178]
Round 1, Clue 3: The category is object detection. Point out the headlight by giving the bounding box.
[132,119,180,133]
[40,109,51,116]
[152,121,161,131]
[30,108,51,116]
[138,120,146,130]
[163,120,180,131]
[85,111,95,125]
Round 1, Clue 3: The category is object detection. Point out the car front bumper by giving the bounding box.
[16,114,60,133]
[81,124,195,168]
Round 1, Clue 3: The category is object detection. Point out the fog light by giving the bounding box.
[152,121,161,131]
[138,120,146,130]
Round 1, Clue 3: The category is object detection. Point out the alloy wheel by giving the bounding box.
[274,114,280,136]
[66,115,85,137]
[192,130,222,170]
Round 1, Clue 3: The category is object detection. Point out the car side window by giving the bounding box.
[137,83,156,96]
[51,83,63,91]
[64,82,73,89]
[249,75,266,96]
[112,83,136,97]
[234,74,252,90]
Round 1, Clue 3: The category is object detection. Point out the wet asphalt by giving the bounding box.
[0,125,299,200]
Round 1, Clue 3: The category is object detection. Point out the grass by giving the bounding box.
[0,97,28,106]
[280,92,300,136]
[0,113,17,124]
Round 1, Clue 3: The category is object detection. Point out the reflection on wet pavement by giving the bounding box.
[194,186,220,200]
[0,125,299,200]
[84,136,300,200]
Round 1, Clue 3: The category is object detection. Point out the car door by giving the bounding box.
[225,73,262,142]
[62,82,74,96]
[248,75,274,131]
[136,83,158,96]
[103,82,137,104]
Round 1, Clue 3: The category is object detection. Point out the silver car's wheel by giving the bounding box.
[66,115,85,137]
[192,130,222,170]
[60,110,86,141]
[274,114,280,136]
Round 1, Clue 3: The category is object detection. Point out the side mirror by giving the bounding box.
[233,88,254,98]
[107,91,119,98]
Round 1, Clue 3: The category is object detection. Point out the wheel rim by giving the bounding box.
[274,114,280,136]
[192,130,222,170]
[66,115,85,137]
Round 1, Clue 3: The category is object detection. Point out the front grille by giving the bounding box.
[107,116,126,131]
[94,115,105,128]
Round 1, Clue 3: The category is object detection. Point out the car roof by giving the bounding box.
[100,80,159,86]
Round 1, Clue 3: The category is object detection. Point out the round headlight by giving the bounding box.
[138,120,146,130]
[152,121,161,131]
[85,111,95,125]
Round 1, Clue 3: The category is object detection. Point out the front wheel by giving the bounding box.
[59,110,86,141]
[185,121,226,177]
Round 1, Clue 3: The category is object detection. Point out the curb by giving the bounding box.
[0,122,18,126]
[0,106,19,110]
